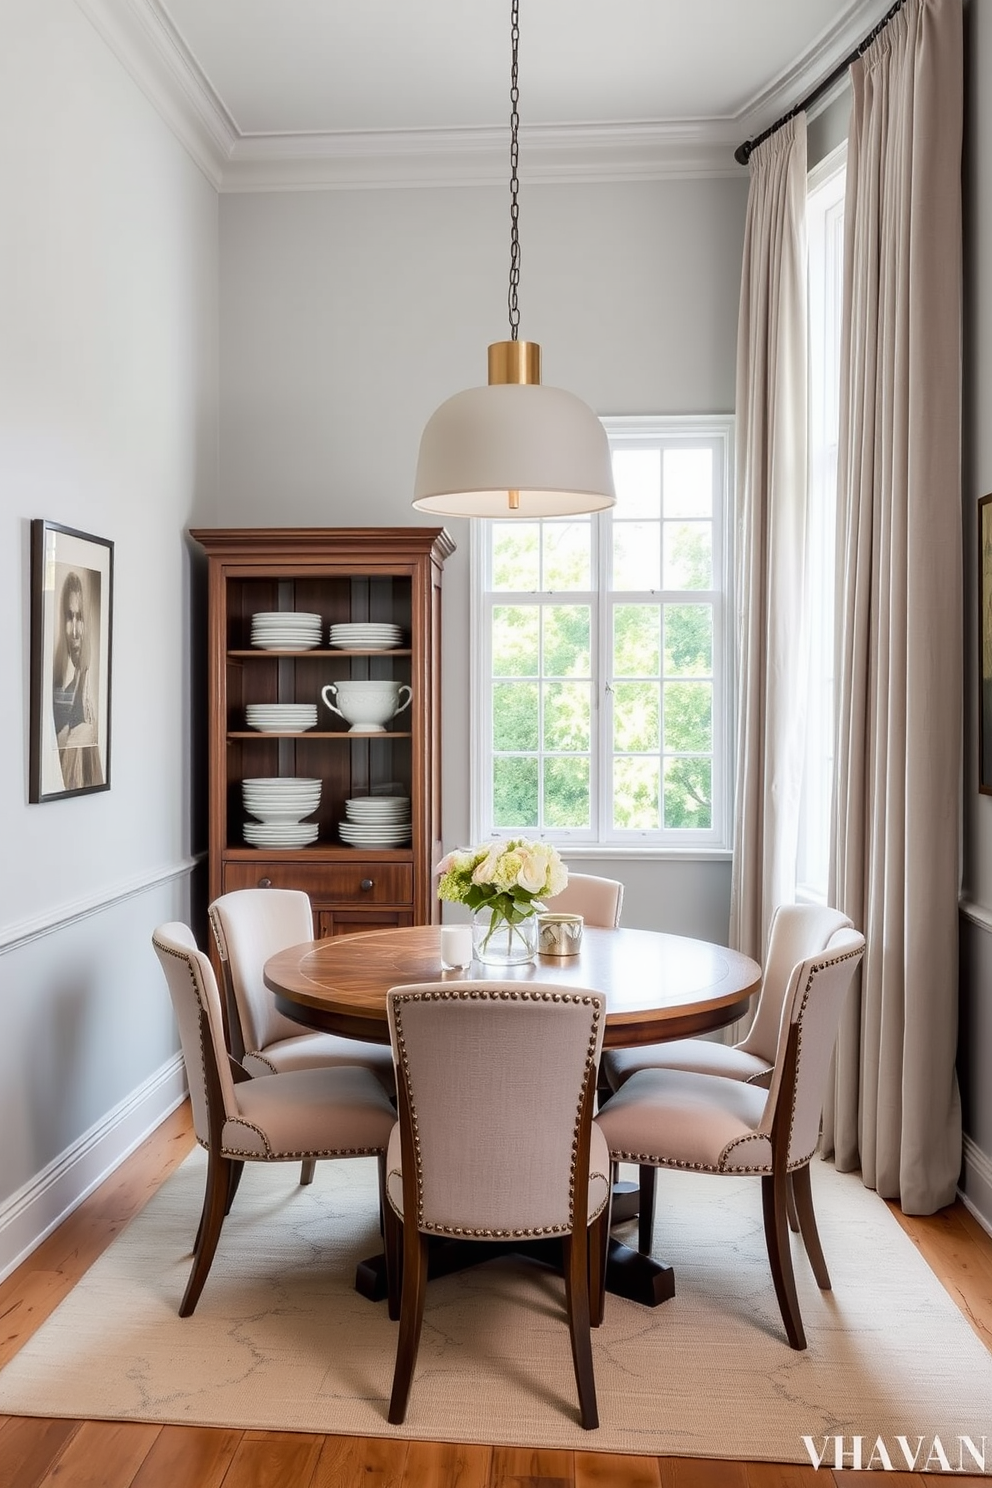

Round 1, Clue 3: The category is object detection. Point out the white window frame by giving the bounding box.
[470,414,734,858]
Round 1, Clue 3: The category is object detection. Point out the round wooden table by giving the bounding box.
[264,923,762,1309]
[264,923,761,1049]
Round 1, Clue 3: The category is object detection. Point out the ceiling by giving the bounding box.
[78,0,894,188]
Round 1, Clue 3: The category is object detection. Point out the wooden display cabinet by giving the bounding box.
[189,527,454,940]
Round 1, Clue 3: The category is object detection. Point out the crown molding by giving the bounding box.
[75,0,235,188]
[731,0,891,146]
[76,0,888,192]
[221,121,743,193]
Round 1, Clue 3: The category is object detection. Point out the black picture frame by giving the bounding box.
[29,519,114,803]
[981,495,992,795]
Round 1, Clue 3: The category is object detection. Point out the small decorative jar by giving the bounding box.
[537,912,584,956]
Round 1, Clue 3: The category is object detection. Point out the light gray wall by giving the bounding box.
[0,0,218,1271]
[808,89,852,168]
[217,176,748,941]
[960,0,992,1225]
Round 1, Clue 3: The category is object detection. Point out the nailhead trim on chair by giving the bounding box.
[608,943,866,1175]
[245,1050,279,1073]
[221,1123,387,1160]
[153,935,212,1138]
[390,986,605,1238]
[206,908,229,963]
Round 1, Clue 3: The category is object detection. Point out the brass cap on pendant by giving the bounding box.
[488,340,541,386]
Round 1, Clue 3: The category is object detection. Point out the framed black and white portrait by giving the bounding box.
[29,520,114,803]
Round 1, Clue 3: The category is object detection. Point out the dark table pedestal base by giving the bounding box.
[355,1225,675,1309]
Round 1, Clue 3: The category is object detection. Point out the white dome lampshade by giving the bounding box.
[413,340,616,519]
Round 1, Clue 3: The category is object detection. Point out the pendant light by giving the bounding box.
[412,0,616,519]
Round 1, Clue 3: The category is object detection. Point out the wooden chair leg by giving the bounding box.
[379,1155,402,1322]
[224,1159,245,1215]
[299,1157,317,1186]
[181,1150,232,1318]
[561,1231,599,1430]
[388,1228,429,1424]
[761,1171,806,1350]
[787,1173,800,1233]
[638,1163,657,1255]
[791,1162,831,1289]
[588,1190,612,1328]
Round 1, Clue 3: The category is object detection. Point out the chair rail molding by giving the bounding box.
[0,855,203,956]
[0,1053,187,1283]
[959,897,992,934]
[961,1135,992,1239]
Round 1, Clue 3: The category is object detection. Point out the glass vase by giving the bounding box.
[471,906,539,965]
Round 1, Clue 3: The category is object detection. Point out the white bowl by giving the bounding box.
[321,681,412,733]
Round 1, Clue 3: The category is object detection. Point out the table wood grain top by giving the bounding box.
[265,924,761,1049]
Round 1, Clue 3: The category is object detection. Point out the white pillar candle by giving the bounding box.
[440,924,473,970]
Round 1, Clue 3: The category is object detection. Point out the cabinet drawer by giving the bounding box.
[223,860,413,905]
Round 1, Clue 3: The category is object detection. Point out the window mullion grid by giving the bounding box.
[596,509,612,842]
[476,417,733,851]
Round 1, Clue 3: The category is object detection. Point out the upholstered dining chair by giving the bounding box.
[382,981,612,1430]
[545,872,624,928]
[208,889,396,1084]
[601,904,852,1093]
[596,928,865,1351]
[152,922,396,1318]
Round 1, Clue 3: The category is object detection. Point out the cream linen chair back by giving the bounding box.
[153,921,240,1143]
[545,873,624,928]
[738,904,853,1066]
[763,926,866,1169]
[208,887,312,1054]
[383,981,611,1430]
[388,983,608,1236]
[601,901,852,1093]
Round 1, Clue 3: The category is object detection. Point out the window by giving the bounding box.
[797,151,846,901]
[471,416,733,852]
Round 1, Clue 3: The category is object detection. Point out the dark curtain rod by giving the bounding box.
[734,0,907,165]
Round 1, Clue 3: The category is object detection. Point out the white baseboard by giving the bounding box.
[0,1054,188,1283]
[959,1134,992,1238]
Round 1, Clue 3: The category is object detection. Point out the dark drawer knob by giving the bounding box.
[360,878,374,891]
[258,877,272,889]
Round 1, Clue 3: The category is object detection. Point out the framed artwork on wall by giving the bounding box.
[29,520,114,803]
[981,495,992,795]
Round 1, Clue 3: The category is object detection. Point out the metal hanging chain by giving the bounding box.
[507,0,521,341]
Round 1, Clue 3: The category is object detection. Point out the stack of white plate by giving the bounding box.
[251,612,322,650]
[243,821,319,849]
[338,794,411,847]
[329,622,403,651]
[245,703,318,733]
[242,775,321,846]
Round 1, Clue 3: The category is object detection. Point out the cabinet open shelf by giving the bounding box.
[227,731,414,739]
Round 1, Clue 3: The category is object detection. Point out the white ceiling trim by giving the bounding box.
[221,122,743,193]
[75,0,885,193]
[739,0,892,137]
[75,0,235,188]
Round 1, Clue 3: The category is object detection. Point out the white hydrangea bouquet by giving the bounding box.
[437,839,568,959]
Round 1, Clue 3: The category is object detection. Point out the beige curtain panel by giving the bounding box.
[729,115,809,964]
[823,0,963,1213]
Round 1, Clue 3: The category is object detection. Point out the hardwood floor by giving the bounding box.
[1,1103,990,1488]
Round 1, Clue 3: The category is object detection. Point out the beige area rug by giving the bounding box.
[1,1150,990,1464]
